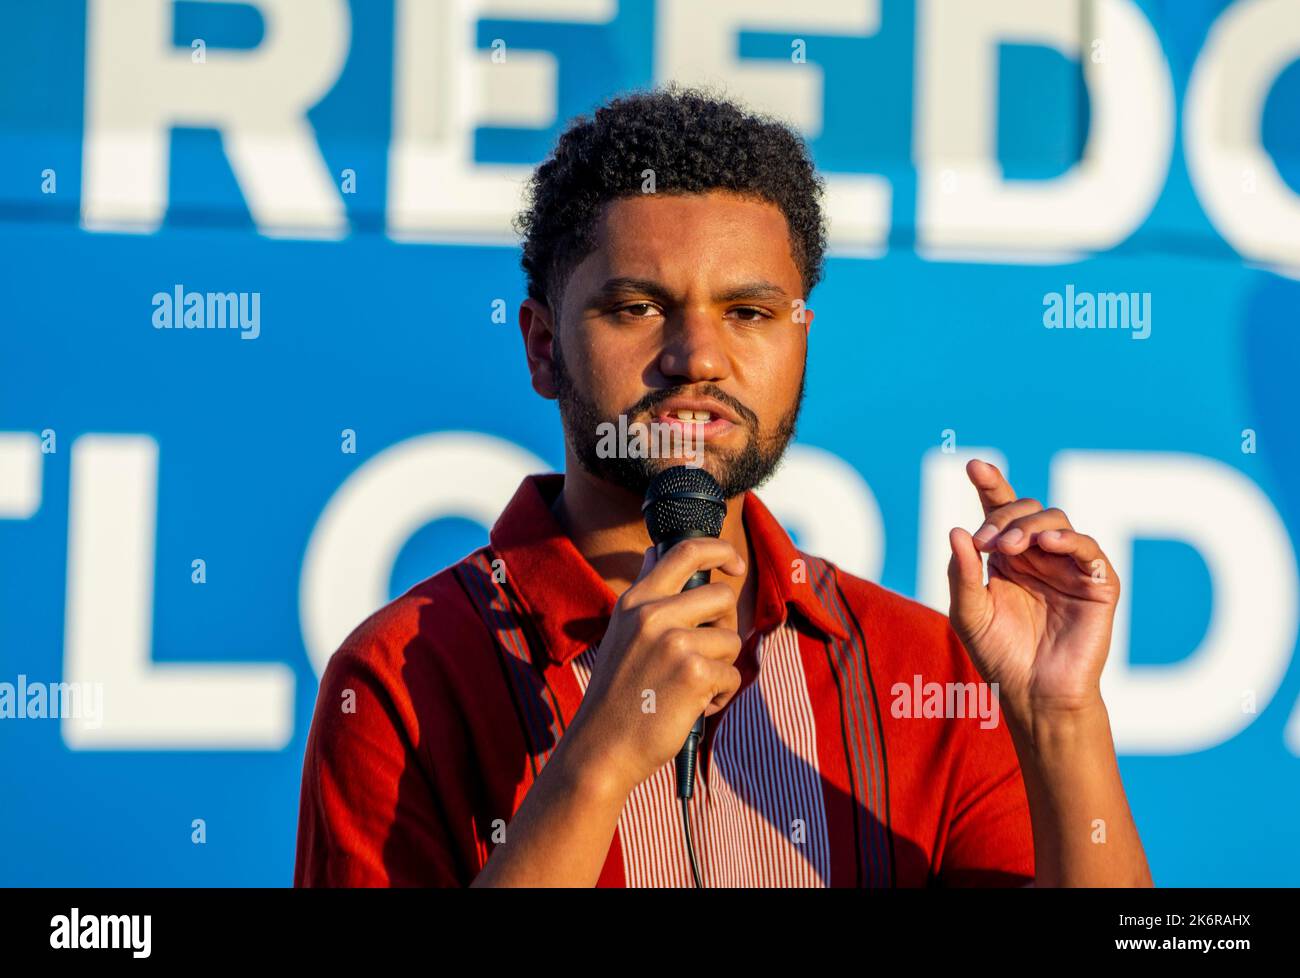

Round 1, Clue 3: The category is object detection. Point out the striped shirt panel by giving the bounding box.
[571,620,832,887]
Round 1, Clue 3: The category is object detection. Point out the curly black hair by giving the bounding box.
[514,83,827,313]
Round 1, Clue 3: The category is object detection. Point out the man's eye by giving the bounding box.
[617,302,660,318]
[730,306,770,322]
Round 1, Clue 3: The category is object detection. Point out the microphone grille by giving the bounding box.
[642,466,726,543]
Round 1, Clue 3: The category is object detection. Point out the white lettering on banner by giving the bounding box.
[388,0,616,242]
[81,0,350,236]
[62,435,294,748]
[914,0,1175,263]
[299,432,548,676]
[5,432,1296,753]
[1185,0,1300,279]
[0,432,42,520]
[1052,451,1299,754]
[73,0,1300,270]
[654,0,890,255]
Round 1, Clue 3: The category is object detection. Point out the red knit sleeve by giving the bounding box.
[293,640,467,887]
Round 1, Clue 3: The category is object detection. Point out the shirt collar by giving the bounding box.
[487,473,849,667]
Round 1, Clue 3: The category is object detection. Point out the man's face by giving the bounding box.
[544,190,812,499]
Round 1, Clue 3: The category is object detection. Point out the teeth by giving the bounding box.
[673,410,712,421]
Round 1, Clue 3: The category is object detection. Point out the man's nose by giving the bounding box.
[656,308,730,384]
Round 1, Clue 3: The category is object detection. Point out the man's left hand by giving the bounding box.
[946,458,1120,728]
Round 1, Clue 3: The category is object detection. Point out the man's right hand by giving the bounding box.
[570,537,746,795]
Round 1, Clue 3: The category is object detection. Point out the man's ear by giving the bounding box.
[803,307,815,336]
[519,297,559,400]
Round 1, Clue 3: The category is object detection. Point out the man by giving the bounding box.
[294,85,1152,887]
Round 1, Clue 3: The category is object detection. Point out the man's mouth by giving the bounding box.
[650,407,738,440]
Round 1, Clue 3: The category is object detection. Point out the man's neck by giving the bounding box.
[549,463,757,641]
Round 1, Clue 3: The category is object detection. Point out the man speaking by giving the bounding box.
[293,85,1152,888]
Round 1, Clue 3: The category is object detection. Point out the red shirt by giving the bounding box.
[293,473,1034,887]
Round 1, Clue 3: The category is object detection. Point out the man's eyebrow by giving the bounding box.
[714,281,791,303]
[586,277,677,308]
[586,277,792,307]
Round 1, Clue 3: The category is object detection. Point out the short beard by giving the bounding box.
[551,332,805,499]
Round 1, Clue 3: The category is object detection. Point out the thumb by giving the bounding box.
[947,526,990,631]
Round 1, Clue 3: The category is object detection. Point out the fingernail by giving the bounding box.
[973,524,997,545]
[1041,530,1062,543]
[1000,527,1024,546]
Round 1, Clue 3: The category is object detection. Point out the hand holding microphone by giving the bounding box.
[569,467,743,801]
[641,466,731,802]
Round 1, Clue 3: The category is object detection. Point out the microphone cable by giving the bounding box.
[681,795,703,888]
[677,715,706,888]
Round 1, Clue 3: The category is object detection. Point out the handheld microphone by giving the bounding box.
[641,465,727,803]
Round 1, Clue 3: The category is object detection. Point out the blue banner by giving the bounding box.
[2,0,1299,885]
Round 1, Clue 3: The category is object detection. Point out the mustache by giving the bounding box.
[624,384,757,428]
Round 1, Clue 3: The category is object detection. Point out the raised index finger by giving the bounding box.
[966,458,1017,517]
